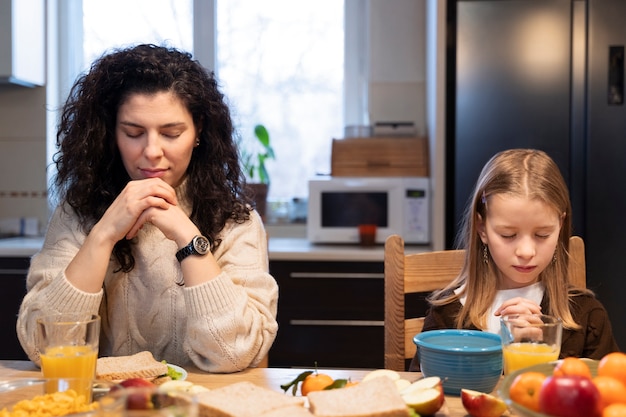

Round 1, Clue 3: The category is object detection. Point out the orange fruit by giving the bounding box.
[594,376,626,410]
[603,403,626,417]
[301,373,334,395]
[344,380,359,388]
[599,353,626,387]
[508,371,547,412]
[553,357,592,378]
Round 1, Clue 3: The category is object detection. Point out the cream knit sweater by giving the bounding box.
[16,203,278,373]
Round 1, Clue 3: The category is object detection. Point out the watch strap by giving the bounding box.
[176,244,196,262]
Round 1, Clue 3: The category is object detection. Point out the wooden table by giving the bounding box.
[0,361,513,416]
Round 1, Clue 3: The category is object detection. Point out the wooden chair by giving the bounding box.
[383,234,587,371]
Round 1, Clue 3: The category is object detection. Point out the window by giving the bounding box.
[216,1,344,200]
[57,0,365,207]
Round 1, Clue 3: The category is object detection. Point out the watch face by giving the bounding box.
[193,236,210,254]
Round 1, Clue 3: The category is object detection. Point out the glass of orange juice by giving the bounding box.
[500,314,562,375]
[36,312,100,400]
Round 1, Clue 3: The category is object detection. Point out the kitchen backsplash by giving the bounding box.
[0,83,48,231]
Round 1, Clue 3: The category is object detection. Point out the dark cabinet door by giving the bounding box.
[269,260,385,369]
[0,257,29,360]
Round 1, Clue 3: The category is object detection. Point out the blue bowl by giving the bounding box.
[413,329,503,396]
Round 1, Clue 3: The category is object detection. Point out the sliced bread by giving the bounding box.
[307,377,410,417]
[96,351,169,381]
[197,381,305,417]
[260,405,314,417]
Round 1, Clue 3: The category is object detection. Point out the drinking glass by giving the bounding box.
[500,313,562,375]
[37,312,100,399]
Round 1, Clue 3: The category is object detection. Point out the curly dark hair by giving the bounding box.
[53,44,253,272]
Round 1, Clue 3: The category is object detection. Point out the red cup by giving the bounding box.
[358,224,377,246]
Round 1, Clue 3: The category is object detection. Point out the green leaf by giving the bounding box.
[254,124,270,148]
[407,406,421,417]
[323,379,349,390]
[280,370,313,396]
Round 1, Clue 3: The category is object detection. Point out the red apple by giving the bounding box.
[539,375,601,417]
[401,376,445,415]
[113,378,157,410]
[119,378,156,389]
[460,388,507,417]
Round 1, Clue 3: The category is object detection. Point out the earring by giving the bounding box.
[195,138,200,146]
[553,252,557,264]
[483,245,489,264]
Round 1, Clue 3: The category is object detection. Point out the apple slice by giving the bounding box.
[460,388,507,417]
[361,369,401,382]
[394,378,412,392]
[401,376,445,415]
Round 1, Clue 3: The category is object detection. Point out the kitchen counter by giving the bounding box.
[0,236,430,261]
[0,237,45,257]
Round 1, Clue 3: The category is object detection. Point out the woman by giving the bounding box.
[17,44,278,373]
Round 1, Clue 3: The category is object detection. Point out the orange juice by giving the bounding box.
[503,342,559,374]
[40,345,97,400]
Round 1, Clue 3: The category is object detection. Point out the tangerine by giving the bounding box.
[301,373,334,396]
[603,403,626,417]
[508,371,547,412]
[593,376,626,411]
[599,353,626,387]
[553,357,592,378]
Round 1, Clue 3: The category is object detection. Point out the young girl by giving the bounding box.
[410,149,619,370]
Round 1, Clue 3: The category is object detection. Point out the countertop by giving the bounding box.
[0,235,430,261]
[0,237,46,257]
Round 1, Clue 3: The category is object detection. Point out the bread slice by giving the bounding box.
[197,381,305,417]
[260,405,314,417]
[96,351,169,382]
[307,377,410,417]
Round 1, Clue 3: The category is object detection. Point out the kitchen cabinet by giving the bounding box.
[0,0,45,87]
[0,257,29,359]
[268,260,386,369]
[266,238,431,369]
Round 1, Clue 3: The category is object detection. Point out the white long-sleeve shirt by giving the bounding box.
[16,202,278,373]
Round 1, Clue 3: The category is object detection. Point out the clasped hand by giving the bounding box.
[99,178,196,246]
[494,296,542,317]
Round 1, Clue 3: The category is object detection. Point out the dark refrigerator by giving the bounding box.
[446,0,626,348]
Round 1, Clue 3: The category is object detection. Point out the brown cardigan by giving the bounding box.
[409,290,621,371]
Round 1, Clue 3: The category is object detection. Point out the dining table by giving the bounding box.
[0,360,516,417]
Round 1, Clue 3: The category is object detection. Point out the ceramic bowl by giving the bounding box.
[413,329,503,395]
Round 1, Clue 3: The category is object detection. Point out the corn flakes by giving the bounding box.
[0,389,99,417]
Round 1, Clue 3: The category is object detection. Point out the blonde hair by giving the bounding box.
[430,149,587,330]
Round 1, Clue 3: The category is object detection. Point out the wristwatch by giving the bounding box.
[176,235,211,262]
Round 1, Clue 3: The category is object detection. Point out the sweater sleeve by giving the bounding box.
[560,293,621,359]
[16,206,103,365]
[182,210,278,373]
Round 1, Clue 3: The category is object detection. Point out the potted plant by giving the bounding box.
[241,124,275,221]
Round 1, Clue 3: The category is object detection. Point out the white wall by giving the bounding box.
[368,0,427,135]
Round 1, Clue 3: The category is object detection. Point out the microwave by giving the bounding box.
[307,176,430,244]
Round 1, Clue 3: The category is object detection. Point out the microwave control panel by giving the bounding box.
[405,189,429,243]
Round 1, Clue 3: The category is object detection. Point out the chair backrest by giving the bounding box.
[383,234,587,371]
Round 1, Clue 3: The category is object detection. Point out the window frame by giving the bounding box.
[47,0,368,200]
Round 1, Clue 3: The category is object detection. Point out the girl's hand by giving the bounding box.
[96,178,178,245]
[494,297,542,317]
